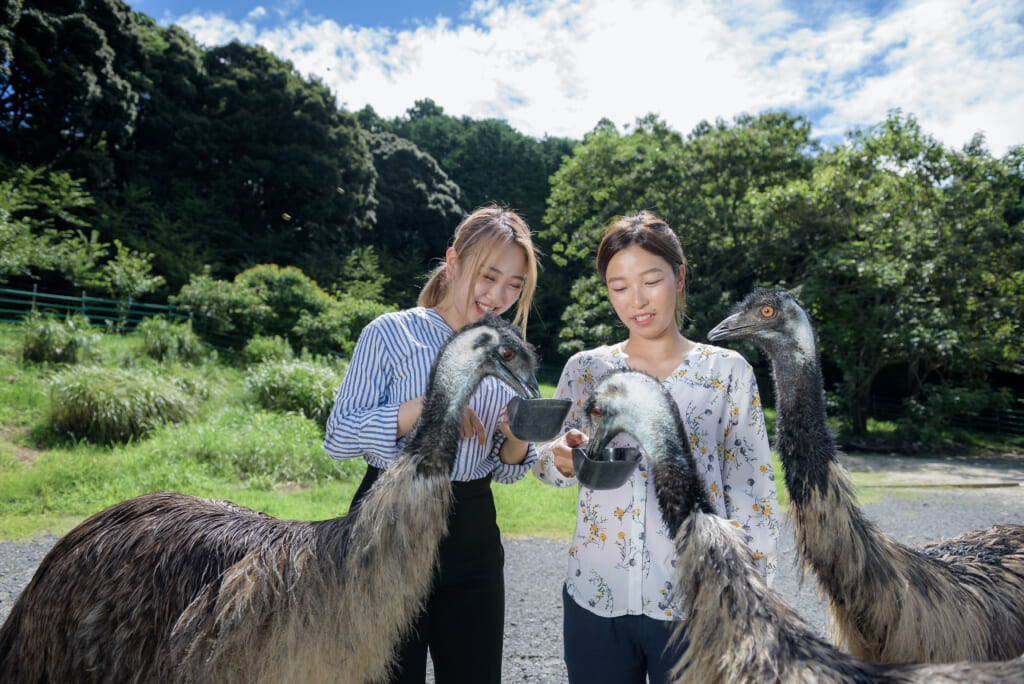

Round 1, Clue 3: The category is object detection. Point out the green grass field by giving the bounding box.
[0,325,1000,543]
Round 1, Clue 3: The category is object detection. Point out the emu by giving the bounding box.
[582,368,1024,682]
[707,288,1024,664]
[0,314,539,683]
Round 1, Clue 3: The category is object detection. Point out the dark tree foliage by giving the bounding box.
[105,30,376,291]
[362,130,465,306]
[0,0,142,188]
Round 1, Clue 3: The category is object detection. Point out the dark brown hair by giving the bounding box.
[418,204,539,336]
[595,210,687,323]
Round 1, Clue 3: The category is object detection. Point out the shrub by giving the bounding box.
[148,408,357,488]
[241,334,295,365]
[245,359,343,428]
[169,270,271,342]
[234,264,334,341]
[292,294,394,357]
[135,316,207,363]
[49,365,199,444]
[20,312,100,364]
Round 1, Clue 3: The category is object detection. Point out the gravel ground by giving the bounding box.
[3,485,1024,681]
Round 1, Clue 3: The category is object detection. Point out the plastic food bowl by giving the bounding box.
[506,397,572,442]
[572,447,642,490]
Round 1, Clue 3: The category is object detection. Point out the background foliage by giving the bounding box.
[1,0,1022,436]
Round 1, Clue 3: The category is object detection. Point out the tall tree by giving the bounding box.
[752,112,1024,432]
[362,130,465,306]
[0,0,142,187]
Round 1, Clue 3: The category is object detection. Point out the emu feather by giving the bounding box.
[708,288,1024,664]
[583,368,1024,683]
[0,314,538,683]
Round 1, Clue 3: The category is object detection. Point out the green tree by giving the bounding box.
[363,130,465,306]
[0,164,99,285]
[543,112,817,356]
[753,112,1024,432]
[0,0,142,185]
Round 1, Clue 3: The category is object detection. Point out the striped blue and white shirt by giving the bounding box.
[323,307,536,483]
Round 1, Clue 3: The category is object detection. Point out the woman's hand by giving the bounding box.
[551,429,587,478]
[497,406,529,464]
[460,406,487,445]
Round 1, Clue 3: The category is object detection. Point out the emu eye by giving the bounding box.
[498,345,516,362]
[590,406,602,417]
[760,305,776,319]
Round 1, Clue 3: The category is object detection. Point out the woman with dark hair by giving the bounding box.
[325,204,539,683]
[533,210,779,684]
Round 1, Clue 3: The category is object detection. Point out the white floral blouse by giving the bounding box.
[532,341,780,620]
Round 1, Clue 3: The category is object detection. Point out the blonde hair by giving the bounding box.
[418,204,538,337]
[596,210,687,324]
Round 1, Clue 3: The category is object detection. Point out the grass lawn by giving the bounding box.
[0,325,1008,543]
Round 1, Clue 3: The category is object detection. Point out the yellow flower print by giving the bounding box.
[711,482,720,494]
[664,609,672,616]
[753,395,761,408]
[600,532,607,541]
[569,545,579,557]
[731,520,741,527]
[752,504,761,513]
[614,507,625,520]
[633,509,641,517]
[617,531,626,540]
[760,464,768,473]
[590,524,598,536]
[753,550,763,560]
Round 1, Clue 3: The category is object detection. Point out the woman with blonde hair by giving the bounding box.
[325,204,539,683]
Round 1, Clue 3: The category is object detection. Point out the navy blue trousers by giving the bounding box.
[562,584,687,684]
[350,466,505,684]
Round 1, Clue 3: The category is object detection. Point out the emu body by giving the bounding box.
[584,368,1024,683]
[0,314,538,683]
[708,288,1024,664]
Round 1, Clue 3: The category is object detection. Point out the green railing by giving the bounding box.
[0,286,238,349]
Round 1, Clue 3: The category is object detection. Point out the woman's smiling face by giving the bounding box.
[605,244,684,340]
[445,242,527,330]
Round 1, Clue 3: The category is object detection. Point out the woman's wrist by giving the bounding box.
[498,436,530,465]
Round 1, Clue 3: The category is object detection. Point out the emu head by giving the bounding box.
[583,369,683,460]
[430,313,540,422]
[583,369,712,523]
[706,287,817,366]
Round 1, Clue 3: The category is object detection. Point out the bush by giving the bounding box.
[241,334,295,365]
[49,365,199,444]
[147,408,357,488]
[245,359,343,428]
[135,316,207,363]
[292,294,394,357]
[234,264,335,341]
[20,313,100,364]
[169,270,271,342]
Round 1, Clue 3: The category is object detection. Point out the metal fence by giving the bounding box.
[870,393,1024,437]
[0,286,237,349]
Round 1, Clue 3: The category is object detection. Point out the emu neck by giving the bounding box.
[407,362,477,478]
[768,347,834,508]
[649,420,714,538]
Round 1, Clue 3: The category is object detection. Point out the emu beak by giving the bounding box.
[495,358,541,399]
[585,417,614,459]
[707,310,757,342]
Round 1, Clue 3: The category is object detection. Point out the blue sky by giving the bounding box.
[131,0,1023,155]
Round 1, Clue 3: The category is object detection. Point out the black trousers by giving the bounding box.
[350,465,506,684]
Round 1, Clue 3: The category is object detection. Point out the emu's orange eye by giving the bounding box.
[590,406,602,416]
[499,346,515,361]
[760,305,776,318]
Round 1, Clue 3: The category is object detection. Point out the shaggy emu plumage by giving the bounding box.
[707,288,1024,664]
[0,314,539,683]
[582,368,1024,683]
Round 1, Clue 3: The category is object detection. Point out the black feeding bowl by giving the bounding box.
[507,397,571,442]
[572,446,642,490]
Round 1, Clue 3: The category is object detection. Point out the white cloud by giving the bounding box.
[169,0,1024,154]
[247,6,267,20]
